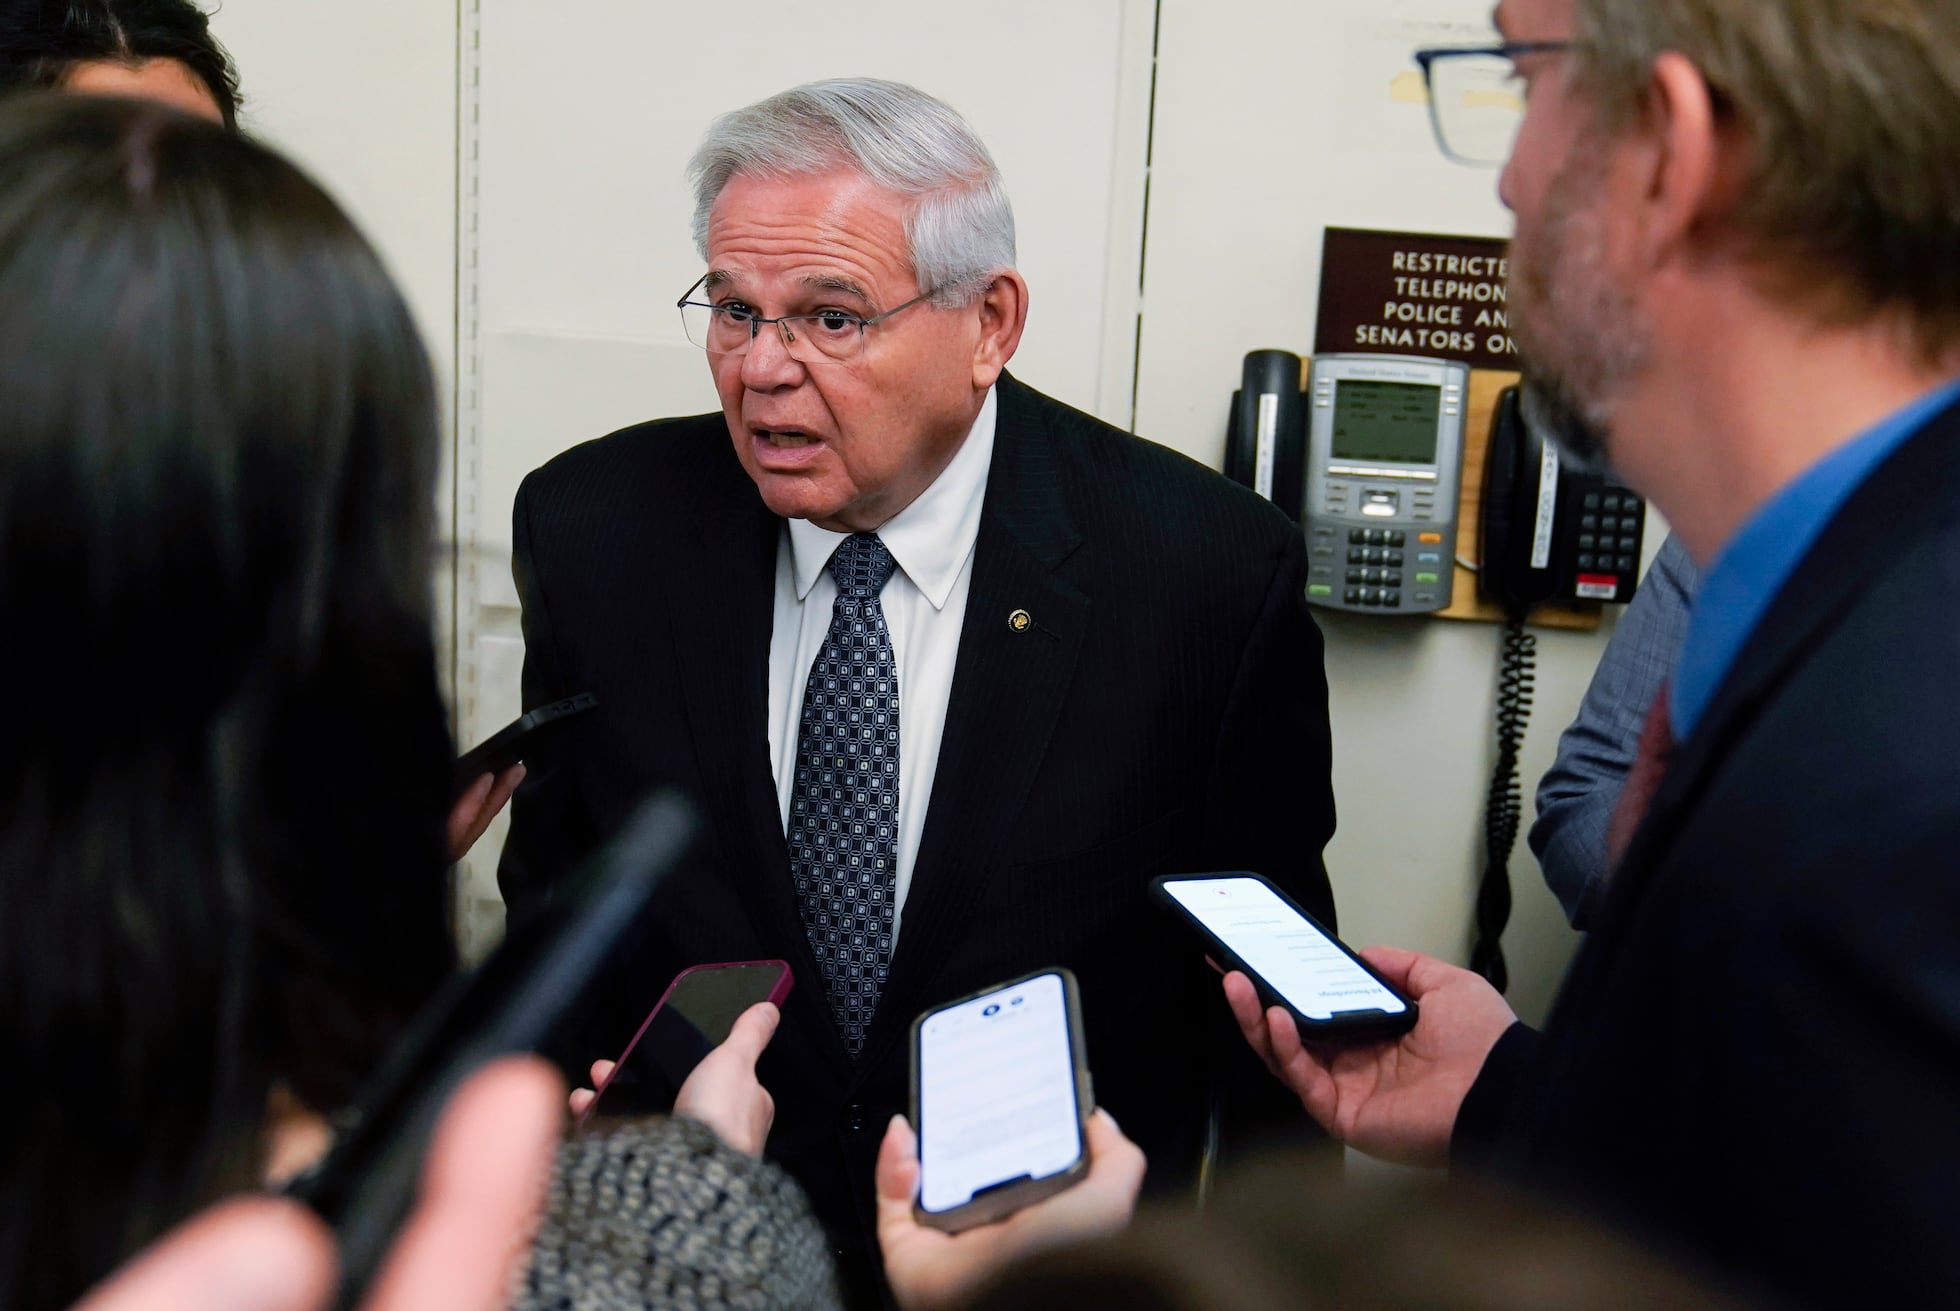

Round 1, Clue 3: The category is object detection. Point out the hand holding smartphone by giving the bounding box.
[1154,873,1417,1040]
[910,969,1092,1233]
[578,960,793,1122]
[450,693,596,801]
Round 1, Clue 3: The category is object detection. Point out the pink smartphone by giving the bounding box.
[579,960,792,1121]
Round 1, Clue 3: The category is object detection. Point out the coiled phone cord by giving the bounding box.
[1471,612,1536,992]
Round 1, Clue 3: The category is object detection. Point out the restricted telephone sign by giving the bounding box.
[1315,227,1516,372]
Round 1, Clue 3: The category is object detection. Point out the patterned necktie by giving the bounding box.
[788,532,901,1057]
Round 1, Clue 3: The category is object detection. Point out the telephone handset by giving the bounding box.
[1224,349,1308,521]
[1479,385,1646,609]
[1471,383,1648,993]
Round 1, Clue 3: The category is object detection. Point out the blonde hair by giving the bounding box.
[1574,0,1960,360]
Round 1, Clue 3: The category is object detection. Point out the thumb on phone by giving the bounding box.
[672,1002,780,1155]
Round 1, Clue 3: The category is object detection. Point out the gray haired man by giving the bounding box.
[501,77,1336,1298]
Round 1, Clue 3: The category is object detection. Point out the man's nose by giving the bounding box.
[740,317,805,389]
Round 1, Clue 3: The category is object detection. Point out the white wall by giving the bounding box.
[205,0,464,721]
[209,0,457,395]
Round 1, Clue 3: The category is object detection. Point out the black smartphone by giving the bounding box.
[288,790,694,1310]
[910,968,1092,1234]
[450,692,597,800]
[578,959,794,1121]
[1154,873,1418,1040]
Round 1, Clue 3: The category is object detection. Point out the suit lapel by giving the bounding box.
[1598,395,1960,927]
[855,376,1088,1074]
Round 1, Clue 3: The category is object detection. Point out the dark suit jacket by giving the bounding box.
[501,372,1335,1277]
[1457,394,1960,1308]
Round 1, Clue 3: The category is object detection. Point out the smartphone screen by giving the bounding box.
[587,961,790,1116]
[1160,876,1410,1023]
[917,971,1083,1217]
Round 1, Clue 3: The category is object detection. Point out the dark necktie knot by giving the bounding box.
[828,532,897,601]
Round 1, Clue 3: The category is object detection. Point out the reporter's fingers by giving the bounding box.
[1222,971,1280,1074]
[73,1197,334,1311]
[568,1088,594,1117]
[1265,1006,1340,1128]
[1354,945,1433,992]
[447,773,496,857]
[875,1115,924,1220]
[587,1059,615,1086]
[1081,1109,1146,1196]
[362,1056,563,1311]
[715,1001,781,1067]
[483,764,525,816]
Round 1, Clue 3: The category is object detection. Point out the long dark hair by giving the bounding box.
[0,0,241,128]
[0,96,455,1311]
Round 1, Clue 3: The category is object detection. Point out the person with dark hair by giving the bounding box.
[0,89,455,1311]
[0,0,240,126]
[0,91,749,1310]
[0,93,1136,1311]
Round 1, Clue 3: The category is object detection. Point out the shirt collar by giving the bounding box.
[1672,375,1960,739]
[785,385,997,609]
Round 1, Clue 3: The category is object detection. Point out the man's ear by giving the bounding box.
[969,270,1029,389]
[1635,51,1727,270]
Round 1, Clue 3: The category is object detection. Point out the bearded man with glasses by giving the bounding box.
[500,77,1336,1304]
[1231,4,1960,1308]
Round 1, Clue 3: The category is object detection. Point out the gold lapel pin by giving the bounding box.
[1008,608,1032,633]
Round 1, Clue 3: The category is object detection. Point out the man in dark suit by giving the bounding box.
[1230,2,1960,1307]
[501,78,1334,1293]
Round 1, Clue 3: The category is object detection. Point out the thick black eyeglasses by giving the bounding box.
[1413,41,1573,166]
[676,274,939,364]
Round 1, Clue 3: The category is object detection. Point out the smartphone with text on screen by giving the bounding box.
[910,968,1092,1233]
[1154,873,1418,1040]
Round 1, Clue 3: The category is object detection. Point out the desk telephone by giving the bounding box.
[1224,351,1651,993]
[1480,384,1646,610]
[1222,351,1648,615]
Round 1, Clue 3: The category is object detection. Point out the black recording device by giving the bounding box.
[287,791,694,1310]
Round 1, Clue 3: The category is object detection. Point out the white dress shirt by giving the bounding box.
[766,387,997,944]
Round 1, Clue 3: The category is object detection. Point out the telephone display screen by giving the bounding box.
[917,972,1083,1215]
[1331,379,1442,465]
[1162,877,1409,1021]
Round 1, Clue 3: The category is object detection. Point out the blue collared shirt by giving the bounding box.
[1673,377,1960,739]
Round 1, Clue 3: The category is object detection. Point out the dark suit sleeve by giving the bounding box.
[497,471,596,927]
[1451,1020,1539,1169]
[1201,527,1339,1157]
[1203,528,1336,921]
